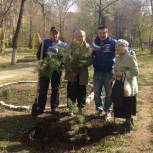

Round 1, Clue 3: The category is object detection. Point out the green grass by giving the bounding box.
[2,89,13,98]
[88,132,132,153]
[137,52,153,86]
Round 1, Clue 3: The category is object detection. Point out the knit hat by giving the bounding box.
[117,39,129,47]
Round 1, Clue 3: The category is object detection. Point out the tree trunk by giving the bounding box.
[36,2,46,37]
[137,26,144,51]
[28,16,32,49]
[59,15,63,39]
[150,0,153,53]
[43,10,46,37]
[0,40,3,52]
[11,0,27,65]
[151,41,153,54]
[98,0,102,25]
[40,4,46,37]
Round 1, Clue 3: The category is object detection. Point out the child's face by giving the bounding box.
[76,32,85,42]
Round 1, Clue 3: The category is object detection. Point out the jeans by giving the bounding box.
[93,71,113,112]
[37,71,61,112]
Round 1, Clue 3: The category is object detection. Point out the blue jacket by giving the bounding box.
[92,36,116,72]
[37,39,68,60]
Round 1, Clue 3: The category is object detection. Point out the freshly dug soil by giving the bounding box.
[21,113,123,152]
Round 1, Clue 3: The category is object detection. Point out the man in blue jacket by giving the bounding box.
[32,26,68,116]
[92,25,116,120]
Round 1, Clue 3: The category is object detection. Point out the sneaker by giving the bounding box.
[31,103,43,117]
[70,112,74,117]
[95,110,103,117]
[105,111,112,121]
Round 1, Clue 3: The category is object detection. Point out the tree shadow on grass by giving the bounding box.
[0,112,126,153]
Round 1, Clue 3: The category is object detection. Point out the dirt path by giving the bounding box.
[0,65,36,83]
[118,85,153,153]
[0,67,35,80]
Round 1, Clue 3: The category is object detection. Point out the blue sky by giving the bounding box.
[68,3,78,12]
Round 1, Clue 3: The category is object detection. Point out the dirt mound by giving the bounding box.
[21,113,125,152]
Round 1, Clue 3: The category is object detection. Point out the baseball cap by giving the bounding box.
[50,26,59,34]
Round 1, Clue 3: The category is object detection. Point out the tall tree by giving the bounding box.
[98,0,119,25]
[150,0,153,16]
[52,0,76,38]
[35,0,48,36]
[150,0,153,53]
[112,0,142,41]
[11,0,27,65]
[0,0,14,27]
[27,1,37,48]
[77,0,120,38]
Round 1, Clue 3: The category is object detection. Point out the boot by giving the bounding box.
[131,117,134,126]
[123,118,133,133]
[31,102,43,117]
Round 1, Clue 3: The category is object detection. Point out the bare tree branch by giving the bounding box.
[101,0,120,12]
[0,0,14,26]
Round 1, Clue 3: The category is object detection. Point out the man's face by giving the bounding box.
[76,32,85,42]
[50,31,59,41]
[98,28,108,41]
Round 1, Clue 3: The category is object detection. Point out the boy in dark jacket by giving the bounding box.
[92,25,116,120]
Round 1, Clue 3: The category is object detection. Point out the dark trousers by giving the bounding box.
[67,76,86,108]
[37,71,61,112]
[113,96,137,119]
